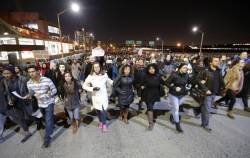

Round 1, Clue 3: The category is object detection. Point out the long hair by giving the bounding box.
[63,71,75,83]
[59,71,79,98]
[90,62,105,75]
[119,64,134,76]
[15,66,24,75]
[145,63,159,75]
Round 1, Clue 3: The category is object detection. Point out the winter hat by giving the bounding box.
[178,62,188,70]
[3,64,16,74]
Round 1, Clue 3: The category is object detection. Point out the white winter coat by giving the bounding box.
[82,73,113,111]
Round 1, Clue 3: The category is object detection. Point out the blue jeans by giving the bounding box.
[96,106,108,125]
[67,107,80,124]
[169,94,184,123]
[0,113,6,138]
[201,95,215,127]
[40,103,54,142]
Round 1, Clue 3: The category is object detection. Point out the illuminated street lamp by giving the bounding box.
[177,42,185,53]
[192,26,204,56]
[57,2,80,58]
[177,42,181,47]
[156,37,164,53]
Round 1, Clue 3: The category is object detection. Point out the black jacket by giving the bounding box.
[141,74,164,104]
[239,68,250,94]
[166,71,191,96]
[113,75,134,106]
[0,80,8,113]
[197,67,225,95]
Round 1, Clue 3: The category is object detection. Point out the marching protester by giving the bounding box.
[26,65,57,148]
[0,65,33,143]
[238,61,250,112]
[197,57,225,131]
[0,51,249,146]
[166,63,191,133]
[82,62,113,132]
[113,64,134,124]
[223,57,245,119]
[59,71,83,133]
[141,64,165,131]
[134,58,146,112]
[71,59,81,80]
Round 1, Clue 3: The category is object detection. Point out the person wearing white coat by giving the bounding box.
[82,62,113,132]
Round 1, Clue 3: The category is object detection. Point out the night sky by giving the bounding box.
[1,0,250,45]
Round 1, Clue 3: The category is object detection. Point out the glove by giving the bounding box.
[93,87,100,91]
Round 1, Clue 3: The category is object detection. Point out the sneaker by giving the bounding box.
[98,123,103,129]
[102,124,108,132]
[175,123,183,133]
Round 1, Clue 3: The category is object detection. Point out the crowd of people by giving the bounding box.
[0,50,249,148]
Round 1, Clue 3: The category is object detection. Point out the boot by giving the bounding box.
[119,109,124,121]
[227,110,235,119]
[175,122,183,133]
[147,111,154,131]
[72,120,77,134]
[123,108,129,124]
[76,120,80,127]
[169,114,175,124]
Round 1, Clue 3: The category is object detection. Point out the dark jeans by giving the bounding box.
[96,106,108,125]
[237,91,249,108]
[216,96,229,105]
[226,90,236,111]
[6,108,29,131]
[40,103,54,142]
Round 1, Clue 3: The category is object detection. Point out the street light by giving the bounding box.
[156,37,164,53]
[177,42,185,53]
[192,26,204,56]
[57,2,80,58]
[177,42,181,47]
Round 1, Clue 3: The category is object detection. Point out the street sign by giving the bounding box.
[136,41,142,46]
[125,40,135,46]
[149,41,155,47]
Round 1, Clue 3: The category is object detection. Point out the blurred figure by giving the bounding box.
[71,59,81,80]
